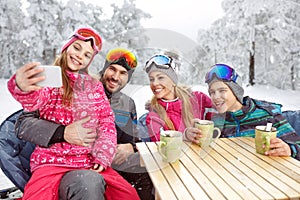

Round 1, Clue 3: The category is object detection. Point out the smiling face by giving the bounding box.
[208,81,242,113]
[149,71,176,100]
[66,39,94,73]
[101,64,129,94]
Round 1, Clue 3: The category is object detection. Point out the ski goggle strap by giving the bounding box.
[144,55,177,73]
[73,28,102,53]
[205,64,239,83]
[106,48,137,69]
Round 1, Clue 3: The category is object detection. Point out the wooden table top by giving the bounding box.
[136,137,300,200]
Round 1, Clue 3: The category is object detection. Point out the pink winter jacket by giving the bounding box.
[7,71,116,171]
[146,91,212,141]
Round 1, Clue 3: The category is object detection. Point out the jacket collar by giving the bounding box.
[225,96,255,121]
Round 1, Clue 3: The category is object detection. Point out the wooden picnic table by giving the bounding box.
[136,137,300,200]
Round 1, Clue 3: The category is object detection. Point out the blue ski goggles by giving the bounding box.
[144,55,177,73]
[205,64,239,83]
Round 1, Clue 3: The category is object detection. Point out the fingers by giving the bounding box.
[84,132,97,139]
[113,153,123,165]
[82,142,89,147]
[76,116,91,125]
[64,117,96,146]
[17,62,39,73]
[16,62,44,92]
[113,154,127,165]
[81,132,97,144]
[91,164,104,172]
[191,118,201,126]
[266,147,289,157]
[113,146,131,165]
[265,138,291,157]
[74,117,93,132]
[186,127,201,144]
[16,62,41,80]
[144,100,151,110]
[113,151,125,165]
[76,127,94,142]
[76,127,95,146]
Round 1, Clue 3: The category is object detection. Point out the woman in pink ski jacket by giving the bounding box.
[144,53,213,143]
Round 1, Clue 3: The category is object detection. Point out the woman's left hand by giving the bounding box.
[265,138,291,157]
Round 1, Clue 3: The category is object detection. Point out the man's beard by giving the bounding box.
[102,78,125,99]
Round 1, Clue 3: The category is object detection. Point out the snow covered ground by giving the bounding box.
[1,78,300,193]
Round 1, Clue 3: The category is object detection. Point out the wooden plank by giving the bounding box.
[241,137,300,164]
[216,139,287,199]
[179,152,226,200]
[171,160,210,200]
[212,141,275,199]
[233,138,300,189]
[238,137,300,178]
[200,148,259,199]
[136,142,177,200]
[221,138,300,199]
[185,142,243,200]
[147,142,194,200]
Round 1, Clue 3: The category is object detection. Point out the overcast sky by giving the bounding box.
[84,0,224,41]
[135,0,224,40]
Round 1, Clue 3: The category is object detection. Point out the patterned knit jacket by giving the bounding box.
[7,71,116,171]
[213,96,300,160]
[146,91,212,141]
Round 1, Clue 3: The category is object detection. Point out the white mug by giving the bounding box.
[158,130,183,163]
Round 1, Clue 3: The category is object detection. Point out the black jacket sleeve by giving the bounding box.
[15,111,64,147]
[116,125,139,152]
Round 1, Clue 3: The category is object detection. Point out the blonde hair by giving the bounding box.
[150,84,194,130]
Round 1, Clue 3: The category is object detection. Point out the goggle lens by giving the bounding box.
[205,64,238,83]
[106,48,137,69]
[149,55,171,65]
[74,28,102,53]
[144,55,176,73]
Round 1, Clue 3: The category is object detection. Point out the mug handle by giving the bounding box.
[158,141,167,160]
[210,127,221,147]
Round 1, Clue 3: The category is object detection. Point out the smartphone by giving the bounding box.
[35,65,63,88]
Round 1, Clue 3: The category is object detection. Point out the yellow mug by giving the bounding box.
[255,125,277,155]
[194,120,221,147]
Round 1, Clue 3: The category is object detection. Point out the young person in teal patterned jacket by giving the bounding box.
[203,64,300,160]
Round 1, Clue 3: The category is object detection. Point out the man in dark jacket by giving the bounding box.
[6,48,153,199]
